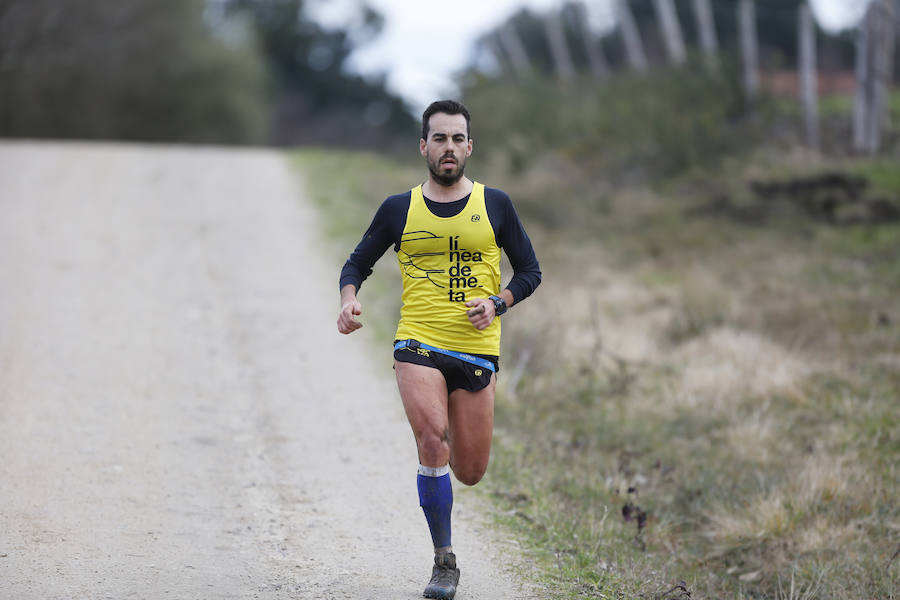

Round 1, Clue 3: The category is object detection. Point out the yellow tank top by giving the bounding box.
[394,182,502,355]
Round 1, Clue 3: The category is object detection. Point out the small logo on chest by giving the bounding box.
[471,214,481,222]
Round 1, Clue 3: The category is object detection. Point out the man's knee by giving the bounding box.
[417,426,450,464]
[452,462,487,486]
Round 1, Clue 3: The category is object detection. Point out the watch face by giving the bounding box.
[492,296,506,315]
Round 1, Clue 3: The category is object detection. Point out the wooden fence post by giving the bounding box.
[653,0,687,65]
[799,3,819,150]
[854,0,897,154]
[574,1,610,79]
[691,0,718,67]
[868,0,896,153]
[617,0,648,72]
[488,34,512,77]
[853,10,870,151]
[498,21,533,78]
[738,0,760,99]
[545,8,576,81]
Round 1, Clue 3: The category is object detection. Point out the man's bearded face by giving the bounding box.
[421,113,471,187]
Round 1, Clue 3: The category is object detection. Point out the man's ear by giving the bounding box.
[419,138,427,156]
[466,138,473,156]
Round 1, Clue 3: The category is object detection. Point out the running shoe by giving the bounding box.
[423,552,460,599]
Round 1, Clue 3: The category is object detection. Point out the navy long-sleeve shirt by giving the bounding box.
[340,186,541,304]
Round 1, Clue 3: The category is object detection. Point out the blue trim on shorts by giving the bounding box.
[393,339,497,373]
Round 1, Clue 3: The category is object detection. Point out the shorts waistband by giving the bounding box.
[393,339,496,372]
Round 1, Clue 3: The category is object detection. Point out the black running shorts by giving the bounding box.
[393,341,499,393]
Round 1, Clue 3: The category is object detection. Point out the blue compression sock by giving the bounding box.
[417,464,453,549]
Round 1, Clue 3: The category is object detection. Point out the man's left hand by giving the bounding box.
[465,298,495,330]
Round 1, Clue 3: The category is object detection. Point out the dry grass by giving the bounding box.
[670,327,811,411]
[704,452,871,547]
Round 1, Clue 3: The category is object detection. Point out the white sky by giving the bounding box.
[309,0,873,110]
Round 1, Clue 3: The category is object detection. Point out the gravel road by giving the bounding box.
[0,142,534,599]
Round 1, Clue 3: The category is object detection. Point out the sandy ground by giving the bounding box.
[0,142,534,600]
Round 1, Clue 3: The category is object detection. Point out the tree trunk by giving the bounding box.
[738,0,760,99]
[653,0,686,65]
[617,0,648,72]
[799,3,819,150]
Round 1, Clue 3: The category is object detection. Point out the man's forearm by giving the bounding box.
[498,288,515,309]
[340,284,358,304]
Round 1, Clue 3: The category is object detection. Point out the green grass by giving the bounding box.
[850,158,900,195]
[294,134,900,599]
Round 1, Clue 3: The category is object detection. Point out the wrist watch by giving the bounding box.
[489,295,508,316]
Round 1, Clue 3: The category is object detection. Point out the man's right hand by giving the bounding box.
[337,299,363,334]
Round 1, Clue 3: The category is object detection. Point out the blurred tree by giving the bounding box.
[222,0,416,147]
[0,0,270,143]
[0,0,416,147]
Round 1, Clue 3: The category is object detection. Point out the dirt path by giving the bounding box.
[0,142,532,599]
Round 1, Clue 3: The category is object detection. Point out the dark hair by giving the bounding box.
[421,100,471,141]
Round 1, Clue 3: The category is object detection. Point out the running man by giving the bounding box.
[337,100,541,600]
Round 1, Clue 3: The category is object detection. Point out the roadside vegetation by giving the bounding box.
[296,66,899,599]
[0,0,415,146]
